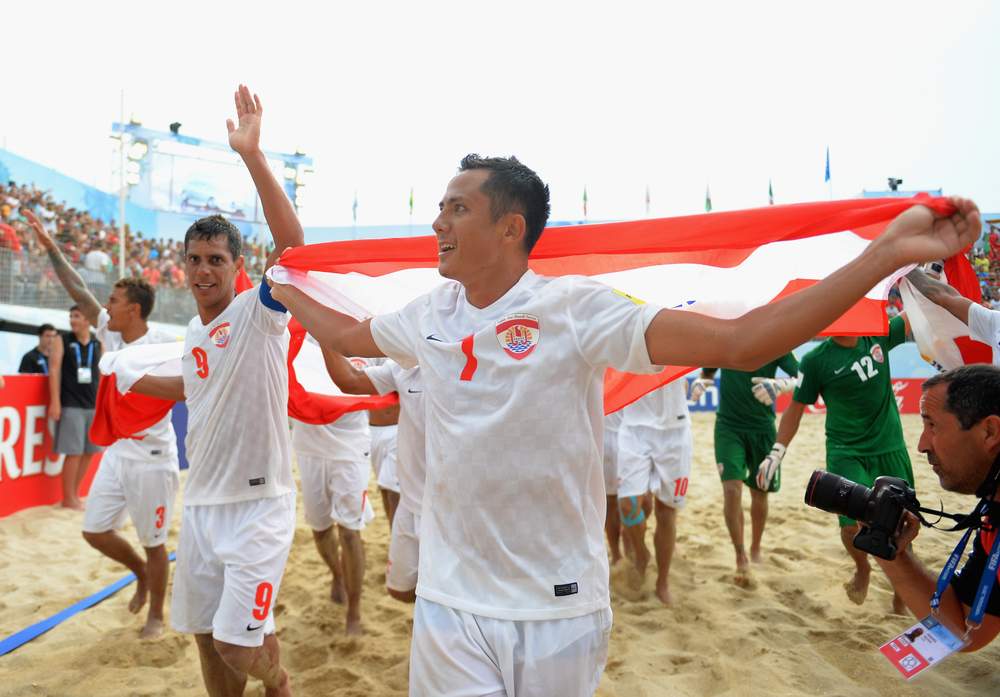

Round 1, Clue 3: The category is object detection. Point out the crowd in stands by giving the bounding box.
[0,181,271,303]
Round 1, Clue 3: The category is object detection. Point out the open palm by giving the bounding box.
[226,84,262,156]
[22,209,56,252]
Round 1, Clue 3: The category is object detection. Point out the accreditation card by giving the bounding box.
[879,615,967,679]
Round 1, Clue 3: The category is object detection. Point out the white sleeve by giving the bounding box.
[968,302,1000,347]
[364,363,398,395]
[369,296,424,369]
[248,284,291,336]
[568,279,661,373]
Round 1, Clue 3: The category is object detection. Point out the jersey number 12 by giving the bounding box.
[850,356,878,383]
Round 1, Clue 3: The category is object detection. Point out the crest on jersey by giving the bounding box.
[870,344,884,364]
[495,314,539,360]
[209,322,231,349]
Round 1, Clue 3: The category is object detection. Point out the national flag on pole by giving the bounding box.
[583,187,588,218]
[705,185,712,212]
[352,191,358,224]
[824,147,831,183]
[265,196,957,414]
[768,179,774,206]
[408,187,414,217]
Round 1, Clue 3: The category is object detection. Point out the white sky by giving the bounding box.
[2,0,997,227]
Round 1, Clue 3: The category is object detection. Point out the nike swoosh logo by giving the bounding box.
[425,334,443,342]
[834,367,846,374]
[407,388,422,394]
[246,624,263,631]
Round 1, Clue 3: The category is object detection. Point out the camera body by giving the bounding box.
[805,471,920,560]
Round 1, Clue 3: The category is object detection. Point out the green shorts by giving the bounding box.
[714,424,779,493]
[827,448,914,527]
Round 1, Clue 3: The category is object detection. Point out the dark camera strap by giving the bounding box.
[931,514,1000,637]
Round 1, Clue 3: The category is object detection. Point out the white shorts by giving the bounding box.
[617,423,693,508]
[171,493,296,647]
[410,598,612,697]
[603,428,619,496]
[81,451,179,547]
[297,453,375,532]
[370,424,400,493]
[386,503,420,593]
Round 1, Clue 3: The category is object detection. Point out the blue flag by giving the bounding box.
[824,147,831,183]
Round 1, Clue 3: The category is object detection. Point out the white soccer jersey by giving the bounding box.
[365,361,425,512]
[96,309,179,463]
[370,270,661,621]
[619,379,689,431]
[181,286,294,505]
[968,302,1000,366]
[291,411,370,458]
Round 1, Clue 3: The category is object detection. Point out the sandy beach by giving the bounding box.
[2,412,999,696]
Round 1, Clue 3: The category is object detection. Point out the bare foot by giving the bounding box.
[345,617,365,636]
[139,617,164,639]
[330,577,346,605]
[129,577,148,614]
[844,568,870,605]
[750,547,764,564]
[655,578,673,606]
[734,549,752,587]
[264,668,292,697]
[60,499,86,511]
[634,544,651,578]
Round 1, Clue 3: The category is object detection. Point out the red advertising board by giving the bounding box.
[775,378,925,414]
[0,375,99,518]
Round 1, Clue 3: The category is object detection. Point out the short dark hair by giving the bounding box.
[458,154,550,253]
[69,304,81,314]
[114,277,156,319]
[184,214,242,260]
[923,365,1000,429]
[38,323,56,336]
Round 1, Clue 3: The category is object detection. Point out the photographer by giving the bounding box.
[876,364,1000,651]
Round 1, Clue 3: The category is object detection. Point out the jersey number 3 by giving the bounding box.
[192,347,209,379]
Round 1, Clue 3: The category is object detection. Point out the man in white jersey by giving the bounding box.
[270,153,980,696]
[132,86,301,697]
[323,352,426,603]
[603,410,625,565]
[367,382,402,528]
[291,354,375,635]
[905,266,1000,365]
[26,211,178,639]
[616,379,692,605]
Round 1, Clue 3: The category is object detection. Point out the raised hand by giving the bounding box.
[879,197,981,269]
[22,208,57,252]
[226,84,263,157]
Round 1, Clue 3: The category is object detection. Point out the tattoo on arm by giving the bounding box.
[47,249,101,324]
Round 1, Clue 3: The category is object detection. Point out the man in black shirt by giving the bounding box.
[18,323,58,375]
[49,305,102,510]
[876,365,1000,651]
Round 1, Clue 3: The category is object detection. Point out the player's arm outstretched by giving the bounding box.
[905,267,974,325]
[227,84,304,264]
[320,346,378,395]
[130,375,186,402]
[644,199,980,370]
[269,283,383,358]
[23,209,101,326]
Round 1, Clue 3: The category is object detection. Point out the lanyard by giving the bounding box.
[37,355,48,375]
[72,341,94,370]
[931,509,1000,636]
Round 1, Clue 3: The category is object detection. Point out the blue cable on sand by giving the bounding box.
[0,551,176,657]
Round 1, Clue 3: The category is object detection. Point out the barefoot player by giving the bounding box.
[766,314,912,612]
[270,151,979,696]
[27,210,179,639]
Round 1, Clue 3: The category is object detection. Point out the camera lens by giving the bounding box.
[804,470,871,522]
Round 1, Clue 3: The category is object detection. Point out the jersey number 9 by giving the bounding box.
[192,347,209,379]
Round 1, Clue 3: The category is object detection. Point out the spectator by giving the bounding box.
[18,323,59,374]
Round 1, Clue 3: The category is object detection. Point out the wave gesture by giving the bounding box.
[226,84,263,157]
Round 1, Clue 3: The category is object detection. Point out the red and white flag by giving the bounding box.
[269,196,956,413]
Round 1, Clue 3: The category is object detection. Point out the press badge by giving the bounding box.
[77,367,93,384]
[879,615,968,679]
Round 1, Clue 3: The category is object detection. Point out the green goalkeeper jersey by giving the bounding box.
[793,316,906,456]
[715,353,800,433]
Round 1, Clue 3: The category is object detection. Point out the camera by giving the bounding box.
[804,470,920,560]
